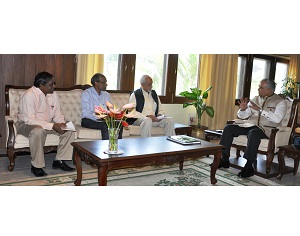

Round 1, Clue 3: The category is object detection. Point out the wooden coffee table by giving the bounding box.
[71,136,223,186]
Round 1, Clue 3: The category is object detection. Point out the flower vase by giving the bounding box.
[108,128,120,153]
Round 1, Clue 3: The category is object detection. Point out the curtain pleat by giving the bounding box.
[75,54,104,85]
[288,54,300,82]
[199,54,238,130]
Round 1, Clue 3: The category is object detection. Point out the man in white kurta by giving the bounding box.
[129,75,175,137]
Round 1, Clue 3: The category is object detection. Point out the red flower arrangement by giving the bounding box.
[94,101,135,130]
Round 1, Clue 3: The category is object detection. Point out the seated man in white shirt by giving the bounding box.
[215,78,287,178]
[16,72,76,177]
[129,75,175,137]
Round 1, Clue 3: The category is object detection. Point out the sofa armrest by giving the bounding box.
[5,116,17,148]
[277,126,292,132]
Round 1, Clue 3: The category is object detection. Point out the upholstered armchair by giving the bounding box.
[229,97,299,178]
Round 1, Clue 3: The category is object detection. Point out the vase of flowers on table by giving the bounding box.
[95,101,135,153]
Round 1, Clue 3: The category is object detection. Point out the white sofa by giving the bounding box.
[5,85,191,171]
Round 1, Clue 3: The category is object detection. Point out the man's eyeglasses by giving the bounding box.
[97,81,107,84]
[47,81,56,87]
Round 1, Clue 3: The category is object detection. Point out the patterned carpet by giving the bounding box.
[0,157,280,186]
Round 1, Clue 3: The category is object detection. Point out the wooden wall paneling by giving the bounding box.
[54,54,64,87]
[62,54,76,87]
[36,54,46,74]
[12,55,25,85]
[45,55,56,79]
[2,55,15,85]
[24,54,37,85]
[44,54,56,84]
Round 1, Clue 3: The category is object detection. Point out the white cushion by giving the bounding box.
[128,125,165,136]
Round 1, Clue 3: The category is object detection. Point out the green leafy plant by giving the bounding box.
[179,86,214,128]
[281,75,299,99]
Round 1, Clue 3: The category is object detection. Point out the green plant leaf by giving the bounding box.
[205,86,212,93]
[183,102,193,108]
[206,106,214,118]
[179,91,197,100]
[191,88,201,97]
[179,91,189,96]
[202,91,208,99]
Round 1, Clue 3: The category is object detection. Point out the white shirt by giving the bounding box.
[237,98,287,124]
[17,86,65,130]
[129,89,165,119]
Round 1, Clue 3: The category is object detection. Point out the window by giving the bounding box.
[274,62,289,94]
[176,54,199,96]
[103,54,119,90]
[236,54,289,102]
[249,57,271,99]
[134,54,166,95]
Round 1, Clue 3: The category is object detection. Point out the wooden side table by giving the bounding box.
[204,129,223,142]
[174,123,192,136]
[276,145,300,180]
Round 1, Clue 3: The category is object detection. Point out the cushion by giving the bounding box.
[76,125,130,139]
[232,135,269,152]
[129,125,165,136]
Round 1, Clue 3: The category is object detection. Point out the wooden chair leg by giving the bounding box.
[7,149,16,171]
[236,149,241,158]
[294,159,300,175]
[266,153,275,176]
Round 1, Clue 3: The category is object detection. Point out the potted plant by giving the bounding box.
[179,86,215,129]
[281,75,299,99]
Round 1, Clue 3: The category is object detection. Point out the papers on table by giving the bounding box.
[233,119,256,128]
[167,135,201,145]
[61,121,76,131]
[237,123,256,128]
[157,115,166,120]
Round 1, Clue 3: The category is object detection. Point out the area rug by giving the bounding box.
[0,157,280,186]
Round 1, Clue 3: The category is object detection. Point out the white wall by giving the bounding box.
[161,104,196,125]
[162,104,239,127]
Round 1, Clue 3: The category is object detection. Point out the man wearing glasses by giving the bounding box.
[81,73,123,139]
[16,71,76,177]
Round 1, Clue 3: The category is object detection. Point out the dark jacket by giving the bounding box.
[126,88,159,125]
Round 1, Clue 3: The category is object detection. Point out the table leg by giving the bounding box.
[211,149,221,184]
[73,150,82,186]
[179,161,184,170]
[294,158,299,175]
[98,165,108,186]
[276,150,285,180]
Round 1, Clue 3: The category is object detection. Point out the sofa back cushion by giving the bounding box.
[8,88,27,123]
[7,86,132,127]
[109,92,131,110]
[57,89,83,125]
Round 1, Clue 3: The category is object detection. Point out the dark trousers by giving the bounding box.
[81,118,123,140]
[220,124,268,163]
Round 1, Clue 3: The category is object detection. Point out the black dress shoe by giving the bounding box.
[52,160,76,171]
[31,165,47,177]
[210,158,230,168]
[237,166,254,178]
